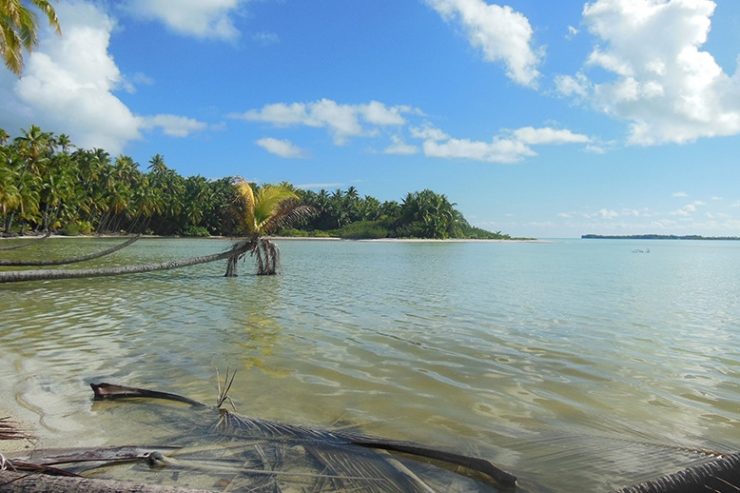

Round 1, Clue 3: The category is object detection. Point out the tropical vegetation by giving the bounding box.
[0,0,61,75]
[0,126,517,241]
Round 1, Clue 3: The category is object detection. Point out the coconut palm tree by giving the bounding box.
[0,240,253,283]
[0,0,61,75]
[229,180,314,276]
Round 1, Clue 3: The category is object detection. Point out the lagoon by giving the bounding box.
[1,238,739,491]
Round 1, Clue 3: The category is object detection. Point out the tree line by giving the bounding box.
[0,126,514,240]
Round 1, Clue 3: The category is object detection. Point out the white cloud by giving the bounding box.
[671,201,704,217]
[140,114,207,137]
[384,135,418,155]
[425,0,542,87]
[556,0,740,145]
[124,0,243,41]
[410,124,449,141]
[0,1,139,154]
[672,191,688,198]
[423,136,535,163]
[567,25,579,39]
[256,137,305,158]
[0,1,207,155]
[512,126,590,145]
[415,125,590,163]
[234,99,414,144]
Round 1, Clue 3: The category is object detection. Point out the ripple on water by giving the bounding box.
[1,238,739,491]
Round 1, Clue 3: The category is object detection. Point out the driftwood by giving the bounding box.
[0,470,214,493]
[89,382,517,490]
[0,235,140,266]
[90,383,206,407]
[0,241,251,283]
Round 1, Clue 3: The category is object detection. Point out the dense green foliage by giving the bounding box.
[0,126,515,239]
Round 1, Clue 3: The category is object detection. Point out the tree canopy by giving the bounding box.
[0,126,516,240]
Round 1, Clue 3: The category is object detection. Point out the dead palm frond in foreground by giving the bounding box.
[0,416,30,441]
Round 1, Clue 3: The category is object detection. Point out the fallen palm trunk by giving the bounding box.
[0,235,140,266]
[91,383,205,407]
[0,241,251,283]
[0,470,214,493]
[0,232,51,251]
[613,452,740,493]
[90,382,517,489]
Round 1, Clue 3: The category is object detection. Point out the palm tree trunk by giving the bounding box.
[0,241,251,283]
[0,235,140,266]
[0,231,51,250]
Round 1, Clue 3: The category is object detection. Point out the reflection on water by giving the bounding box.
[1,238,739,491]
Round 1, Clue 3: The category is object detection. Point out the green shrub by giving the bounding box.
[182,226,210,237]
[337,221,389,239]
[60,221,93,236]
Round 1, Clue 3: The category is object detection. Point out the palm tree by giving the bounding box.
[0,240,253,283]
[229,180,314,276]
[0,0,61,75]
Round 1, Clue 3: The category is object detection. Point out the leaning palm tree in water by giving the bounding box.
[227,180,314,276]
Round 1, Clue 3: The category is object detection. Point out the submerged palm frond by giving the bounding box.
[0,416,30,441]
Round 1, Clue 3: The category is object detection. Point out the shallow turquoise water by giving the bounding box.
[0,238,738,491]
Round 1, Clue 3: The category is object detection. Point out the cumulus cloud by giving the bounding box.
[410,124,449,141]
[0,1,207,155]
[512,126,590,145]
[423,136,535,163]
[256,137,306,158]
[124,0,243,41]
[415,126,590,163]
[384,135,418,155]
[425,0,542,87]
[140,114,208,137]
[671,201,705,217]
[556,0,740,145]
[233,99,415,144]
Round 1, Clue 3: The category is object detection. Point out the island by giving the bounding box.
[582,234,740,240]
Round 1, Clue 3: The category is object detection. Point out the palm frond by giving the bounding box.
[30,0,61,34]
[261,203,317,235]
[215,368,237,411]
[233,179,256,234]
[253,185,299,231]
[0,416,30,441]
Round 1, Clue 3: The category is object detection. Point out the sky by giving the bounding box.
[1,0,739,238]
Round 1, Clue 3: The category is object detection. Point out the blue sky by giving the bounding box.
[1,0,739,237]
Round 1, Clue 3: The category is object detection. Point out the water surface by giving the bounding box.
[1,238,738,491]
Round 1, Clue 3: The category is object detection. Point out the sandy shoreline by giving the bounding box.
[1,234,543,243]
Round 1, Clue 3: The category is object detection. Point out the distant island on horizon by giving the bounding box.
[582,234,740,240]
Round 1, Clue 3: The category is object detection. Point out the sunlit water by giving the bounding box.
[1,238,738,491]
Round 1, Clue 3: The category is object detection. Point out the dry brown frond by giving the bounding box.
[0,416,30,441]
[215,368,238,411]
